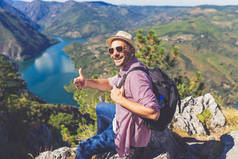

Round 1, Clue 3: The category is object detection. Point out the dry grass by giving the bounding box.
[190,8,217,15]
[222,106,238,128]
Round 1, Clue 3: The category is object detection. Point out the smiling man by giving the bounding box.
[74,31,160,158]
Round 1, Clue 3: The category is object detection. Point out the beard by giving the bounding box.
[113,56,125,67]
[113,54,132,68]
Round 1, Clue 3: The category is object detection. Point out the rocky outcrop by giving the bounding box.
[36,129,227,159]
[35,94,232,159]
[36,128,188,159]
[173,93,226,135]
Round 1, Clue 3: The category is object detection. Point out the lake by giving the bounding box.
[19,37,86,106]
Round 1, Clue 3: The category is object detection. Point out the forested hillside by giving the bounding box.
[0,0,57,61]
[0,0,39,28]
[152,6,238,104]
[0,55,95,158]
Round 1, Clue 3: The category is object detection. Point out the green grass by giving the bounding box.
[155,18,223,40]
[197,109,212,126]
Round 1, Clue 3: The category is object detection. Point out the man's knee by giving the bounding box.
[76,137,97,159]
[96,102,106,115]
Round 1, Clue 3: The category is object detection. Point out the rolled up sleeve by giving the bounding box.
[108,75,118,87]
[128,71,160,112]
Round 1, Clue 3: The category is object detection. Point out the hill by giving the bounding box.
[12,0,189,38]
[0,9,57,61]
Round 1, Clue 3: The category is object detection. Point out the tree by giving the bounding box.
[0,56,26,109]
[135,29,205,98]
[135,29,179,70]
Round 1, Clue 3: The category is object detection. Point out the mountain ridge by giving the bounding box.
[0,9,58,61]
[0,0,39,28]
[12,0,189,38]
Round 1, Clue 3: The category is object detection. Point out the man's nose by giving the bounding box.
[112,49,120,56]
[114,53,120,58]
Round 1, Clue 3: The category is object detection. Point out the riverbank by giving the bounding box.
[18,37,86,106]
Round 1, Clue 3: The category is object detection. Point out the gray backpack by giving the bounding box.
[117,67,181,131]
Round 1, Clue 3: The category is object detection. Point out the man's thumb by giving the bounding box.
[79,68,84,77]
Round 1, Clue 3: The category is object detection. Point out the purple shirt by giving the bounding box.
[108,57,160,157]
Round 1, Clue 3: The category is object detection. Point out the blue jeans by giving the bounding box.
[96,102,116,134]
[75,103,116,159]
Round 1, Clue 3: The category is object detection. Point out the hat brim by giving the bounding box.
[106,36,136,50]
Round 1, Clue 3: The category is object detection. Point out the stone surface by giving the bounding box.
[188,140,224,159]
[218,130,238,159]
[173,93,226,135]
[36,147,77,159]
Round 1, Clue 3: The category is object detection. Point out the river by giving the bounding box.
[19,37,86,106]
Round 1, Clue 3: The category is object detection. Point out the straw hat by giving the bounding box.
[106,31,136,49]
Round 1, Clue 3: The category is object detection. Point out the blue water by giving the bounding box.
[19,37,86,106]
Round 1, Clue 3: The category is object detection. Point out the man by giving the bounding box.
[74,31,160,159]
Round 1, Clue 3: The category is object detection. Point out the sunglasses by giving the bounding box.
[108,46,125,54]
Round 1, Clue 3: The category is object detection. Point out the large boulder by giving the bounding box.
[173,93,226,135]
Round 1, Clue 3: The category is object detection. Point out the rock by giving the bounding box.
[36,147,77,159]
[218,130,238,159]
[173,93,226,135]
[95,128,187,159]
[188,140,224,159]
[173,96,206,135]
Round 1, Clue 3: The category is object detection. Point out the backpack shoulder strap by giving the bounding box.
[117,67,149,88]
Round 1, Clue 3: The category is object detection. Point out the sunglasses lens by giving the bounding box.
[108,48,114,54]
[108,46,123,54]
[116,46,123,52]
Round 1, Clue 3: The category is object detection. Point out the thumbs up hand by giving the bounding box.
[111,85,125,104]
[74,68,86,89]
